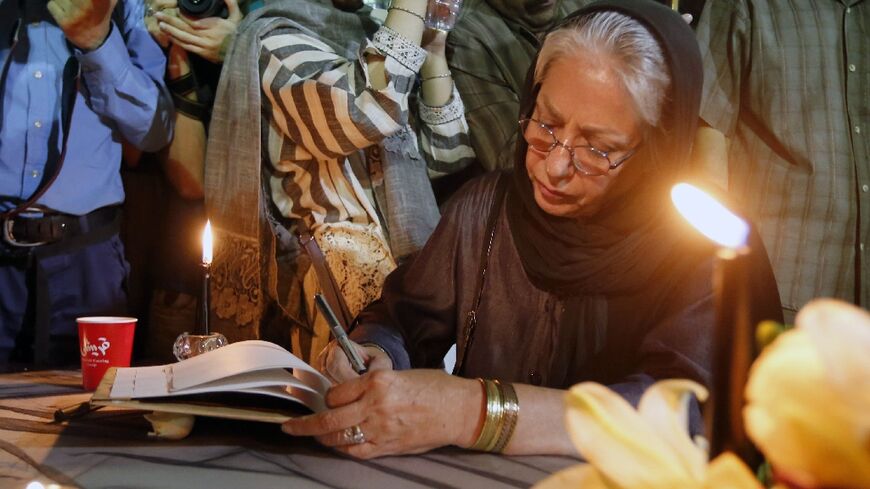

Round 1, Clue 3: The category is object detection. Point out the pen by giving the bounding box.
[53,401,103,422]
[314,293,368,374]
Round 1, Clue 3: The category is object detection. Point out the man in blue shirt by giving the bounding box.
[0,0,174,368]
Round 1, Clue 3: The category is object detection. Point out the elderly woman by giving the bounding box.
[283,0,781,458]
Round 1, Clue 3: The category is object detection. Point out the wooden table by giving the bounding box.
[0,371,577,489]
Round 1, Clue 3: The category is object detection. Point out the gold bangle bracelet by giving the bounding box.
[469,379,490,450]
[486,380,509,452]
[491,381,519,453]
[470,379,502,451]
[480,380,502,451]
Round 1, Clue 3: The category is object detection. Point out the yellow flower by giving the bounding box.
[744,299,870,489]
[535,380,760,489]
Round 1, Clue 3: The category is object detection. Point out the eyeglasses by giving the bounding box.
[518,118,637,176]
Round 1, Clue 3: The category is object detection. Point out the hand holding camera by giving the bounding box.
[150,0,242,63]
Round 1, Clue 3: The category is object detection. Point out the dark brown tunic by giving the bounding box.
[351,174,783,413]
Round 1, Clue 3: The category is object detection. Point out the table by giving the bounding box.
[0,371,578,489]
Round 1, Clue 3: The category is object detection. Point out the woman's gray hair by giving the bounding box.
[534,11,670,128]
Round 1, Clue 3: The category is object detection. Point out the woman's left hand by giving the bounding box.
[282,369,483,459]
[154,0,242,63]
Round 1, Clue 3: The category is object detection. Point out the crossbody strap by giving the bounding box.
[453,174,509,375]
[298,229,354,332]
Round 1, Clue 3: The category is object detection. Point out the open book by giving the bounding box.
[91,340,331,423]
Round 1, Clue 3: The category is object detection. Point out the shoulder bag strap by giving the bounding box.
[452,174,509,375]
[298,228,354,332]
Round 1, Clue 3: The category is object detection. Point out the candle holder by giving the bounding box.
[173,331,228,361]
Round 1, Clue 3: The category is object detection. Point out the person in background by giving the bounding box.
[120,0,252,361]
[283,0,782,458]
[434,0,702,202]
[205,0,474,362]
[0,0,173,369]
[432,0,589,202]
[693,0,868,323]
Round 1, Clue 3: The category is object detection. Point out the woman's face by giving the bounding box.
[525,57,644,219]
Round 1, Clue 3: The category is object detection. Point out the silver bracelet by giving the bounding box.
[388,6,425,23]
[421,73,452,82]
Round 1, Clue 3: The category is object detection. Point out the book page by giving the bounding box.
[108,341,330,400]
[167,341,330,394]
[110,366,170,398]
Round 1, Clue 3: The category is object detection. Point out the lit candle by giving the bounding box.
[200,220,213,335]
[670,0,680,11]
[671,183,757,464]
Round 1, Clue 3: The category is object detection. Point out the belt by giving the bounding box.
[2,206,120,248]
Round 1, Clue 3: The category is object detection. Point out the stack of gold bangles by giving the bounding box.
[469,378,519,453]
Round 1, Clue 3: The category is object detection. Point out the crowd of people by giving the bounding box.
[0,0,865,459]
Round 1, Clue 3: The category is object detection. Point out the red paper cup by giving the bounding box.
[77,316,137,391]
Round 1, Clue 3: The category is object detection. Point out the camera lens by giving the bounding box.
[178,0,227,18]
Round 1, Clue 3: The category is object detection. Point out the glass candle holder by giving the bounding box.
[173,332,228,361]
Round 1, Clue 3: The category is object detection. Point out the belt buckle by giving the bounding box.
[2,208,51,248]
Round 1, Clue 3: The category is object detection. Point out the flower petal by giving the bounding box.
[637,379,709,481]
[796,299,870,410]
[565,382,699,488]
[144,411,195,440]
[745,329,870,488]
[704,453,762,489]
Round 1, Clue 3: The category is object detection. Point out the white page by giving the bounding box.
[141,369,322,397]
[109,369,326,412]
[110,365,171,398]
[167,341,330,394]
[108,341,330,399]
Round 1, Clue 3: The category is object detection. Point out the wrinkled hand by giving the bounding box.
[154,0,242,63]
[282,369,481,459]
[421,28,447,57]
[316,340,393,384]
[47,0,118,51]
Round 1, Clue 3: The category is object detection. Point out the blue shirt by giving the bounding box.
[0,0,173,215]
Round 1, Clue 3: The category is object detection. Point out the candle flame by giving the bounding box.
[671,0,679,11]
[671,183,749,249]
[202,220,213,265]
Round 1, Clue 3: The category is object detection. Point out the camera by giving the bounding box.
[178,0,228,18]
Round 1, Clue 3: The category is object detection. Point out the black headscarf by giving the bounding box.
[506,0,703,297]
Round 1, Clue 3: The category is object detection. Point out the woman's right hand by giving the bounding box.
[282,369,482,459]
[316,340,393,383]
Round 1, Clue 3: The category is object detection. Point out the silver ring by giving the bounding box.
[343,425,365,445]
[145,6,155,17]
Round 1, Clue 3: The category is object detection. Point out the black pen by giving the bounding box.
[314,294,368,374]
[53,401,103,422]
